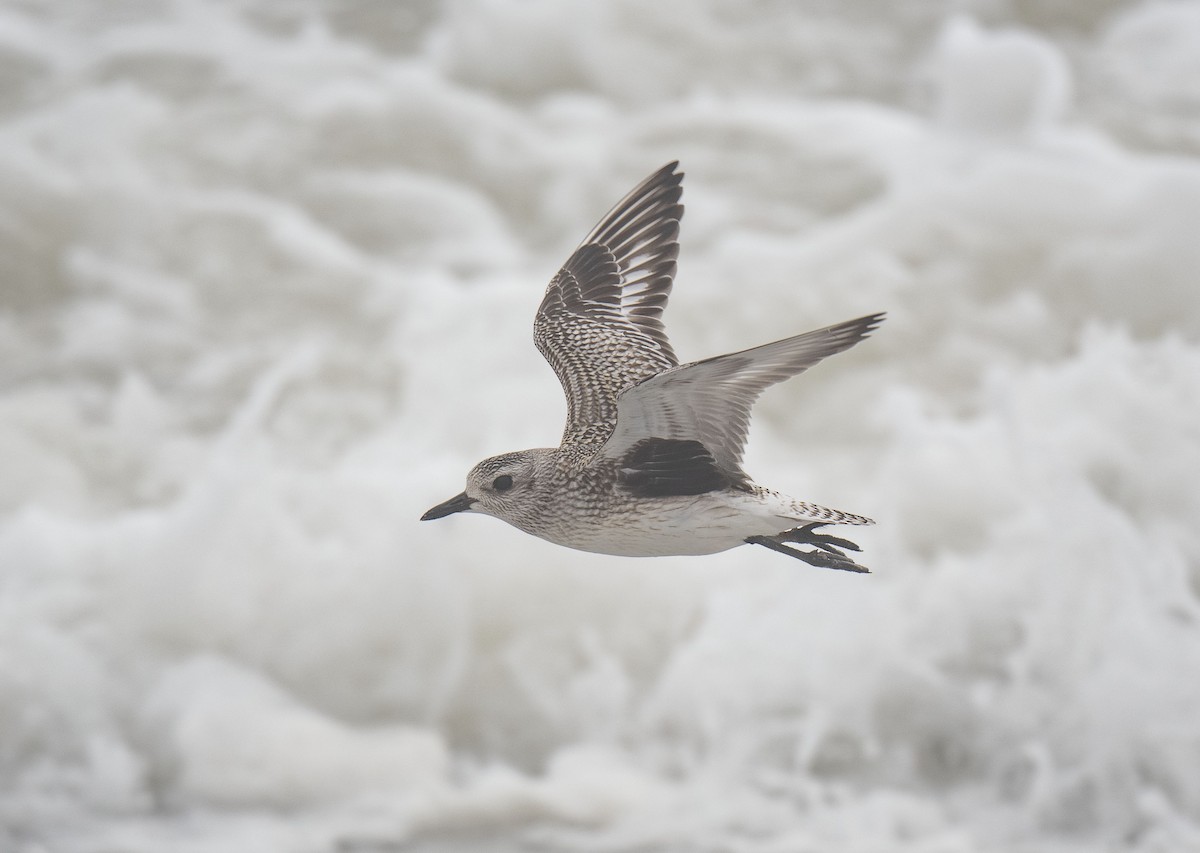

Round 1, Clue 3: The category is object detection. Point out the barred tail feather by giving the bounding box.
[785,500,875,527]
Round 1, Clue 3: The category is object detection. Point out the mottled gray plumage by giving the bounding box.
[536,162,683,450]
[423,162,884,571]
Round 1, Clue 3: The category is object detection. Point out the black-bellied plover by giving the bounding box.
[422,162,884,571]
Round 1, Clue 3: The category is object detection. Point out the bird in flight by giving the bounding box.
[422,162,884,571]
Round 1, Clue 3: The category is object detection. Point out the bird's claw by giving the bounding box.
[778,522,862,554]
[745,533,870,573]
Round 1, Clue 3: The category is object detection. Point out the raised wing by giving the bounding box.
[535,162,684,449]
[602,313,886,483]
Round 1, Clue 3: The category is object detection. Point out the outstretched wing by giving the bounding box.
[601,313,886,483]
[535,162,684,449]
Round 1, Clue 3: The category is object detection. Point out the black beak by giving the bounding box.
[420,492,475,521]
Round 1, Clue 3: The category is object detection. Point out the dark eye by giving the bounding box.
[492,475,513,492]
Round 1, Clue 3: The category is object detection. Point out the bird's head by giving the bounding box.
[420,449,554,526]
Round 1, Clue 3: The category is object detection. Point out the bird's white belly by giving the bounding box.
[537,491,791,557]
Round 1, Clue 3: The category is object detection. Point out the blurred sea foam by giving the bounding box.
[2,1,1200,850]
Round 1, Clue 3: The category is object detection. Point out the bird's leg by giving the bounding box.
[777,522,862,555]
[746,528,870,574]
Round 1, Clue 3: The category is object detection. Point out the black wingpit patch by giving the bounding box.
[618,438,730,498]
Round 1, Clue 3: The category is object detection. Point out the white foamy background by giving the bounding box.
[3,1,1200,850]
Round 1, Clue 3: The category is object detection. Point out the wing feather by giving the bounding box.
[535,163,684,449]
[600,313,886,480]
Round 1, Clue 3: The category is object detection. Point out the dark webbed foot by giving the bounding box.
[746,524,870,573]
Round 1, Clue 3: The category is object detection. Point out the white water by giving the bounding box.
[2,1,1200,851]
